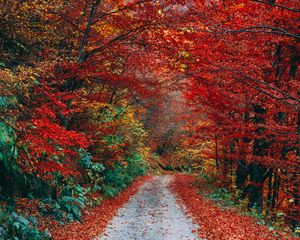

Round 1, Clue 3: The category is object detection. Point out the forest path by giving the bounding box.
[96,175,200,240]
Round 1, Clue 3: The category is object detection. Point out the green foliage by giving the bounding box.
[152,153,160,161]
[57,184,87,222]
[198,171,214,183]
[0,210,50,240]
[102,163,128,198]
[0,100,26,199]
[102,135,123,146]
[102,152,148,198]
[207,187,237,208]
[43,183,89,222]
[79,149,105,191]
[126,152,148,177]
[248,205,265,224]
[198,172,238,209]
[0,97,17,168]
[165,165,175,171]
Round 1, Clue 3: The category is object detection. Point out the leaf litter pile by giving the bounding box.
[171,175,298,240]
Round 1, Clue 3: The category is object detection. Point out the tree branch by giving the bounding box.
[227,25,300,40]
[78,0,102,63]
[216,65,300,105]
[85,24,150,60]
[251,0,300,13]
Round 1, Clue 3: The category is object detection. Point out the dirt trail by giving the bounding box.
[96,175,200,240]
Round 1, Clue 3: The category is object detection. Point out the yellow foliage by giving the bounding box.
[93,22,121,38]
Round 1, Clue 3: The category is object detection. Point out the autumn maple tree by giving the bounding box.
[180,0,299,231]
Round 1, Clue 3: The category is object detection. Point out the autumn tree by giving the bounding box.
[181,0,299,229]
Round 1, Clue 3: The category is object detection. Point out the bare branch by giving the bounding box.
[85,24,150,60]
[227,25,300,40]
[217,65,300,105]
[251,0,300,13]
[78,0,103,63]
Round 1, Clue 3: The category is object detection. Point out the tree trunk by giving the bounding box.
[215,134,219,175]
[266,170,273,215]
[222,159,231,187]
[290,109,300,230]
[248,163,265,213]
[236,160,248,191]
[271,169,279,211]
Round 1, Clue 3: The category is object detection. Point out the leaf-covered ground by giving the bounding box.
[33,174,298,240]
[171,175,298,240]
[47,176,151,240]
[97,175,199,240]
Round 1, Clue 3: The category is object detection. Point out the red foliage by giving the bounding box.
[17,84,91,178]
[181,0,299,223]
[171,175,297,240]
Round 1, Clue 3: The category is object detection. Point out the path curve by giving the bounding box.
[96,175,200,240]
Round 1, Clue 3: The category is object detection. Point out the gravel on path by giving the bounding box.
[96,175,200,240]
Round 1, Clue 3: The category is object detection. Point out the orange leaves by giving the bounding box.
[171,175,296,240]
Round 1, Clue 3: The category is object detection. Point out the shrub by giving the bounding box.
[102,152,147,198]
[0,210,50,240]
